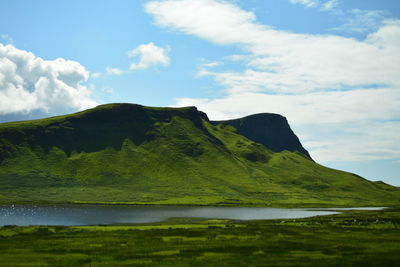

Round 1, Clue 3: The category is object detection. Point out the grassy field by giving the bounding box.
[1,208,399,266]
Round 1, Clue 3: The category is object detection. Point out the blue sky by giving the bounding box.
[1,0,399,186]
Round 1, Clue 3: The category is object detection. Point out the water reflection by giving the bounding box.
[0,205,381,226]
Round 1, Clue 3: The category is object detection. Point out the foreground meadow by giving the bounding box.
[0,208,399,266]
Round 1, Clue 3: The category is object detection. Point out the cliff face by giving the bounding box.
[212,113,312,159]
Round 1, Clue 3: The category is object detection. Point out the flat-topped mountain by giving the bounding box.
[0,103,398,206]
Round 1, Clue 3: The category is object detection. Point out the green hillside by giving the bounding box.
[0,103,399,206]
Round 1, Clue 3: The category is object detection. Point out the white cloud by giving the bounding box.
[106,67,125,76]
[321,0,338,11]
[145,0,265,46]
[224,54,248,62]
[147,0,400,163]
[302,121,400,162]
[106,42,170,75]
[290,0,318,8]
[0,43,97,116]
[91,72,102,78]
[290,0,389,34]
[196,60,222,77]
[128,42,170,70]
[0,34,13,44]
[289,0,387,33]
[331,9,386,33]
[288,0,386,34]
[102,86,114,94]
[289,0,339,12]
[202,61,221,68]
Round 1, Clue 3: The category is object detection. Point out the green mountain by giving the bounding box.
[0,103,399,206]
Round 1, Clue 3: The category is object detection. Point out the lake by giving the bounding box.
[0,205,384,226]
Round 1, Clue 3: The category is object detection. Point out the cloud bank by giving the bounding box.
[0,43,97,117]
[146,0,400,94]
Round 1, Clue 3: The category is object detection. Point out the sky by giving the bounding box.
[0,0,399,186]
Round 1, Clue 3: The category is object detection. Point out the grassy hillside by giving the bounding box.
[0,103,399,206]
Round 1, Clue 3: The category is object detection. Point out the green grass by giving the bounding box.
[0,103,399,207]
[1,209,399,266]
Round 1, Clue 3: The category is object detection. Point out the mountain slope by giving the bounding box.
[212,113,311,159]
[0,103,398,206]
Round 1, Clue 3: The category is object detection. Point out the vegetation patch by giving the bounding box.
[0,209,399,266]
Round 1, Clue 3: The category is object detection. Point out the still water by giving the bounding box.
[0,205,383,226]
